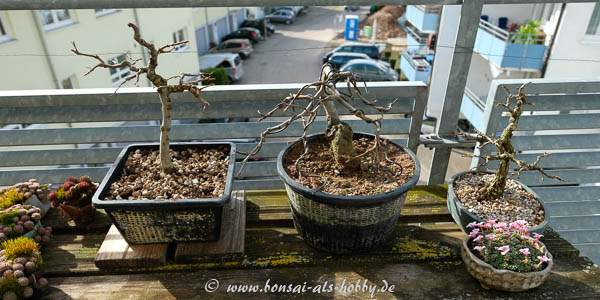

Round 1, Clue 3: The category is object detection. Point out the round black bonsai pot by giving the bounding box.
[448,170,549,235]
[92,142,235,244]
[277,132,420,254]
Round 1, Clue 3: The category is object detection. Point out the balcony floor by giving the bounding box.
[38,186,600,299]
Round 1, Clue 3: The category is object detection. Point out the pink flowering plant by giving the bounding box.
[467,220,551,272]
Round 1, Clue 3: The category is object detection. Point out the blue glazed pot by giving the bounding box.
[447,171,549,235]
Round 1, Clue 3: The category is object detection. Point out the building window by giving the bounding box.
[94,9,119,18]
[108,54,131,87]
[586,3,600,36]
[39,10,73,31]
[0,14,10,43]
[172,29,188,52]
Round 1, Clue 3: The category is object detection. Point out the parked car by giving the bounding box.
[198,53,245,82]
[327,52,371,70]
[344,6,359,11]
[266,10,295,24]
[340,59,398,81]
[209,39,253,59]
[270,6,302,15]
[239,27,262,40]
[240,19,276,34]
[221,28,260,43]
[322,42,381,63]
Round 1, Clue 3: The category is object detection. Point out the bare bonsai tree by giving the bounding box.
[72,23,212,174]
[469,82,563,200]
[239,64,398,182]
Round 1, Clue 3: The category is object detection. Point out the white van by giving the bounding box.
[198,53,245,82]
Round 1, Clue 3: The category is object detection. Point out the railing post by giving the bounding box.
[427,0,483,184]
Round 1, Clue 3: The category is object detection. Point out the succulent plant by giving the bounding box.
[0,206,50,244]
[48,176,98,208]
[0,180,50,210]
[0,238,46,299]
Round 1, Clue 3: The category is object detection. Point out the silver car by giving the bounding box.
[266,10,295,24]
[209,39,253,59]
[340,59,399,82]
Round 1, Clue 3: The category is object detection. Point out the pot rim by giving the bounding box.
[462,237,553,276]
[276,132,421,207]
[92,142,235,209]
[449,170,550,231]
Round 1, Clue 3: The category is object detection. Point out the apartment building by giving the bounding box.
[0,7,248,91]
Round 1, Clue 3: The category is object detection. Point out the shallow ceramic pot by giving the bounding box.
[461,237,553,292]
[448,170,549,235]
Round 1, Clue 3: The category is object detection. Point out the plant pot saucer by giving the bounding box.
[58,203,96,223]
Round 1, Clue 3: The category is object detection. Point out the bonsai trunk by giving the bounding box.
[158,88,176,174]
[321,66,359,171]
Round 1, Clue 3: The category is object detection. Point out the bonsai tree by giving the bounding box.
[72,23,212,174]
[469,83,563,200]
[240,64,397,179]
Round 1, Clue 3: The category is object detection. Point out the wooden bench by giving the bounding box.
[474,78,600,263]
[37,185,599,299]
[0,82,427,191]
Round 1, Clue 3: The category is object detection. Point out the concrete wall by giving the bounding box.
[544,3,600,78]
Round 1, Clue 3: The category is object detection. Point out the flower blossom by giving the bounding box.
[485,234,497,241]
[473,246,486,252]
[473,235,483,242]
[537,255,550,263]
[533,233,544,243]
[467,221,478,229]
[495,222,507,230]
[495,245,510,256]
[468,228,480,238]
[519,248,530,256]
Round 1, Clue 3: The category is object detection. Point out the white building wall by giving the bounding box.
[481,4,537,25]
[544,3,600,78]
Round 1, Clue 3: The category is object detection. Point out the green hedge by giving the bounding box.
[201,67,230,85]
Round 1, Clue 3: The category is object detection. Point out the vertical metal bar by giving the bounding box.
[427,0,483,184]
[407,85,427,153]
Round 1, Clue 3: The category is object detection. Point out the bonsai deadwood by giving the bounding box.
[71,23,213,174]
[239,64,398,182]
[470,82,563,200]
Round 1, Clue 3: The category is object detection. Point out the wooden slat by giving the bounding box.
[0,119,410,146]
[493,113,600,132]
[0,98,415,124]
[556,229,600,244]
[515,169,600,187]
[0,167,109,186]
[550,215,600,231]
[174,190,245,264]
[515,94,600,111]
[487,151,600,169]
[499,79,600,94]
[235,161,277,178]
[0,83,423,108]
[533,186,600,202]
[94,225,168,269]
[545,200,600,217]
[233,179,283,191]
[0,148,122,167]
[512,134,600,151]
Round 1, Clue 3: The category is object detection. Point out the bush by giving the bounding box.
[201,67,230,85]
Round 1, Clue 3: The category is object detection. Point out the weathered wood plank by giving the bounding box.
[0,119,410,146]
[174,191,246,264]
[94,226,168,269]
[0,167,110,186]
[40,257,600,300]
[499,79,600,95]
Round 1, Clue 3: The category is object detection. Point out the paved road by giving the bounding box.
[236,7,367,84]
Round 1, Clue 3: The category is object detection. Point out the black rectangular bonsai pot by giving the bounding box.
[92,142,235,244]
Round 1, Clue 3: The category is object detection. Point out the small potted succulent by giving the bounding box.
[48,176,97,223]
[0,179,50,217]
[0,237,48,299]
[462,220,552,291]
[449,83,563,234]
[74,23,234,244]
[240,64,420,253]
[0,205,52,246]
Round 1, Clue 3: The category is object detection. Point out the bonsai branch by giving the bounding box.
[72,23,213,174]
[463,83,563,201]
[238,63,397,182]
